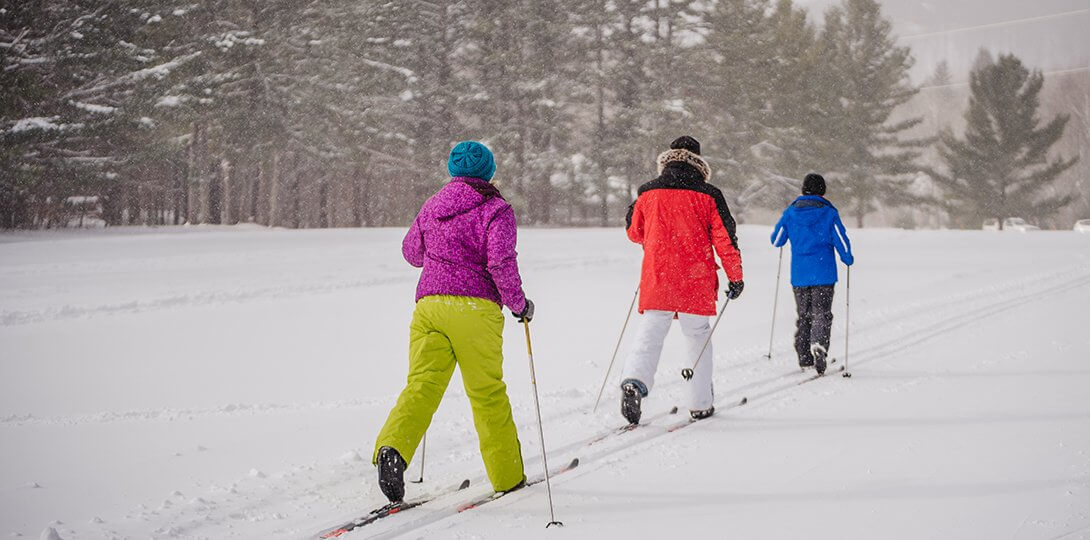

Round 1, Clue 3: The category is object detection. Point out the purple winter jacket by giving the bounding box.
[403,177,528,313]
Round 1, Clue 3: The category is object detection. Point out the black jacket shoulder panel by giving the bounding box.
[702,183,739,250]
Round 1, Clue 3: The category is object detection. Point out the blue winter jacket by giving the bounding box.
[771,196,854,287]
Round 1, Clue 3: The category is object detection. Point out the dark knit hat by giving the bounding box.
[669,135,701,155]
[802,173,826,196]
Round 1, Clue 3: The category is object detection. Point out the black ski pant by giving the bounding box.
[793,285,835,364]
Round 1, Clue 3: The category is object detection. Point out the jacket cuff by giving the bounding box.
[726,265,744,283]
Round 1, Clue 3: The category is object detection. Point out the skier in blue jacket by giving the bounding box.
[770,173,853,375]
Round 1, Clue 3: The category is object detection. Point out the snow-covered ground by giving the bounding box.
[2,226,1089,539]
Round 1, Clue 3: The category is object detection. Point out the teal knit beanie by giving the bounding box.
[447,141,496,181]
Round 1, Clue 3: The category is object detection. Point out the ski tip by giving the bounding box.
[459,479,471,490]
[569,457,580,468]
[669,406,679,414]
[740,396,748,405]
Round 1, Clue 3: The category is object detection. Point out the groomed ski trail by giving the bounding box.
[330,264,1090,539]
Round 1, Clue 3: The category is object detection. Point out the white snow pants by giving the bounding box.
[620,310,714,411]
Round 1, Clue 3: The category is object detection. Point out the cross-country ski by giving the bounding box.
[316,479,470,538]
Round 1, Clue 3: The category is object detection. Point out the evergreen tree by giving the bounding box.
[759,0,827,193]
[971,48,995,73]
[927,54,1078,228]
[815,0,924,227]
[927,60,952,87]
[1,0,57,228]
[567,0,615,226]
[693,0,776,198]
[640,0,703,188]
[16,0,1076,231]
[692,0,829,214]
[362,0,470,224]
[464,0,578,224]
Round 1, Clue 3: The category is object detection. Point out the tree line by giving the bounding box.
[0,0,1080,230]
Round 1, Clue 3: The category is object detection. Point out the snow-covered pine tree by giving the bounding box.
[460,0,578,224]
[814,0,924,227]
[0,0,60,228]
[565,0,615,226]
[691,0,778,210]
[637,0,703,196]
[303,1,405,227]
[0,1,193,228]
[757,0,828,199]
[928,60,952,88]
[604,0,654,208]
[354,0,469,225]
[927,54,1078,229]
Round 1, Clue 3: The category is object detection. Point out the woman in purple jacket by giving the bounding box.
[372,141,534,503]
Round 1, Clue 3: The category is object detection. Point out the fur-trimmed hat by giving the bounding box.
[657,148,712,181]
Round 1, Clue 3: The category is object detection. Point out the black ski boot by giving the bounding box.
[811,343,827,376]
[501,475,528,494]
[799,358,814,369]
[690,406,715,420]
[621,382,642,425]
[377,446,407,503]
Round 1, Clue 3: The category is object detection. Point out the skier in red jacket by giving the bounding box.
[621,136,744,423]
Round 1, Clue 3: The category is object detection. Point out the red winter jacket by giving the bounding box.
[625,150,743,316]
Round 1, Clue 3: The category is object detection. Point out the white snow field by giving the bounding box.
[2,226,1089,539]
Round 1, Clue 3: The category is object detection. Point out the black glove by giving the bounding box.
[726,280,744,300]
[513,299,535,323]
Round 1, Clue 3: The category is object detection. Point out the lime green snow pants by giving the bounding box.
[373,295,525,491]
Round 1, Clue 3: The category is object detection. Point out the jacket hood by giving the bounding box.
[656,148,711,181]
[429,177,503,220]
[790,195,835,226]
[791,195,834,209]
[654,162,706,187]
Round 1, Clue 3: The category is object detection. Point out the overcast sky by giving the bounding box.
[794,0,1090,82]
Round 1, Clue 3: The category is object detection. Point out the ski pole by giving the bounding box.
[681,297,731,380]
[592,283,640,412]
[410,433,426,483]
[523,321,563,528]
[842,266,853,378]
[765,247,784,360]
